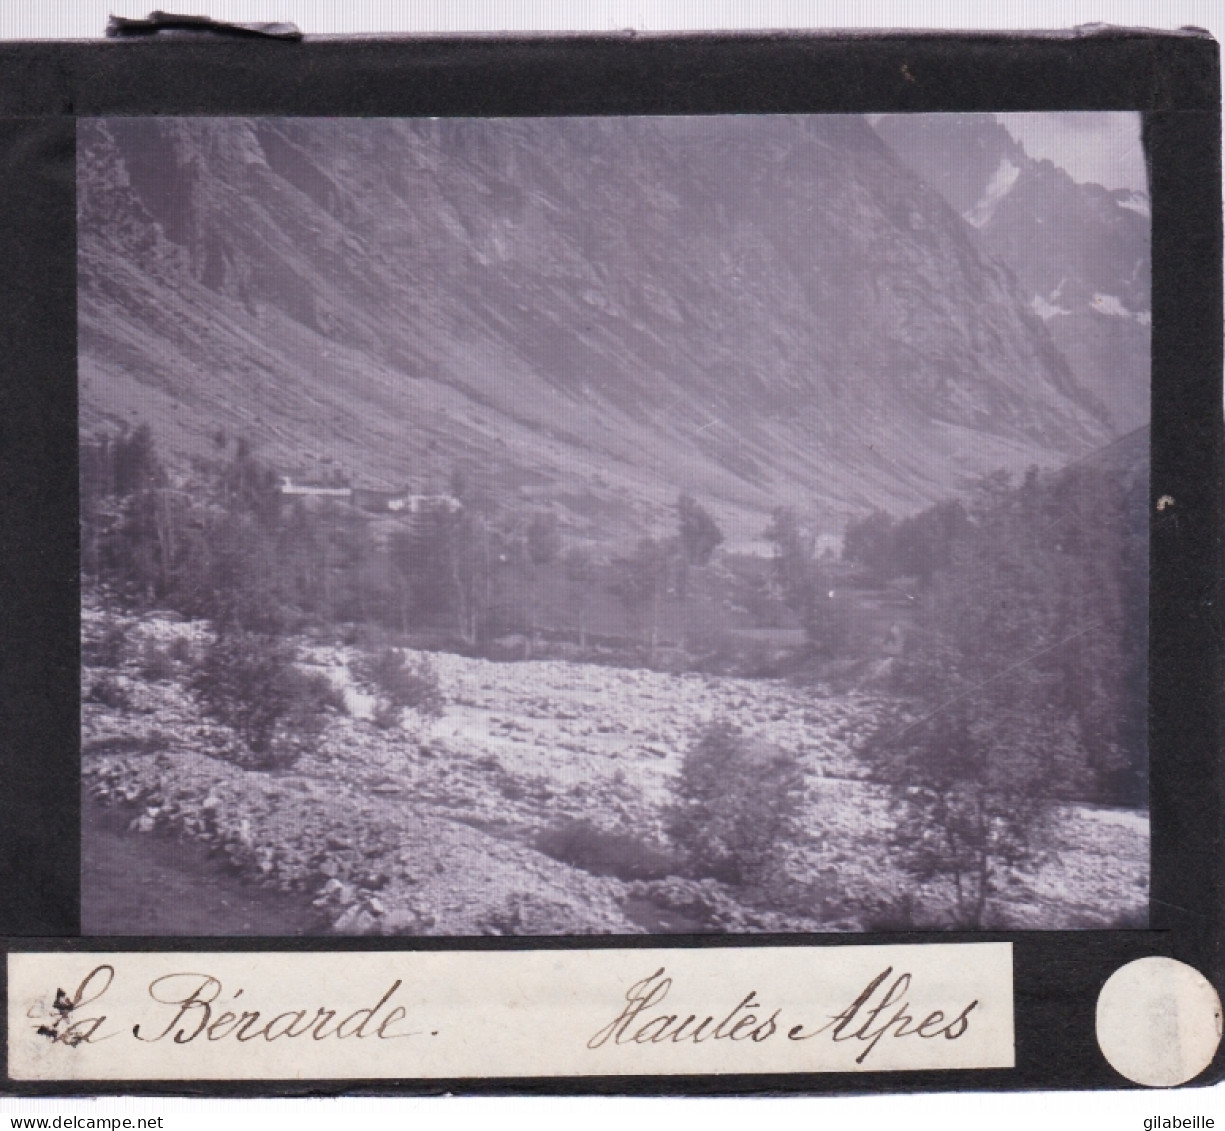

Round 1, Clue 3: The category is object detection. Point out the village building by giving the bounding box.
[279,476,462,516]
[278,476,352,501]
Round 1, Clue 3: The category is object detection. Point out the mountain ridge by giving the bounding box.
[872,113,1150,436]
[79,115,1115,545]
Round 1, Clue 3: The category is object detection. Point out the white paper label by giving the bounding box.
[8,944,1014,1080]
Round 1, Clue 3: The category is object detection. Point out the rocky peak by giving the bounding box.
[873,113,1150,435]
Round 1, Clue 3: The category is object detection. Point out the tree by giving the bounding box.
[667,721,805,890]
[524,511,561,652]
[219,436,281,525]
[609,536,672,660]
[393,503,457,630]
[843,501,967,587]
[765,507,840,656]
[353,647,444,728]
[842,508,895,583]
[195,509,287,633]
[111,423,158,497]
[277,499,332,624]
[673,493,724,647]
[563,546,595,649]
[861,464,1143,925]
[81,425,193,609]
[864,674,1083,927]
[392,496,493,646]
[449,508,494,647]
[676,493,723,596]
[1043,465,1148,805]
[526,511,562,568]
[191,631,335,769]
[891,499,967,585]
[765,507,816,617]
[352,545,406,629]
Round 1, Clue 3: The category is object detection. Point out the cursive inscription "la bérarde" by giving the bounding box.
[29,965,421,1048]
[589,966,978,1064]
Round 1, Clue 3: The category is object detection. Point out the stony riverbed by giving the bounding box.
[81,605,1149,936]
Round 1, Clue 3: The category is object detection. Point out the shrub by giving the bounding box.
[666,721,805,888]
[166,636,194,665]
[292,665,346,715]
[137,640,176,682]
[85,675,132,712]
[862,894,920,931]
[354,648,444,720]
[83,618,130,669]
[83,733,169,757]
[190,631,335,769]
[371,699,402,730]
[535,820,678,881]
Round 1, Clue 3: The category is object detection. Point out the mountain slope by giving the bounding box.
[873,113,1150,435]
[78,116,1112,542]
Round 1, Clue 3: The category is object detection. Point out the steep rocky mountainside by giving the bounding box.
[873,114,1150,436]
[79,116,1112,543]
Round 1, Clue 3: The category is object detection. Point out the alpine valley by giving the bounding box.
[78,115,1135,547]
[78,114,1150,937]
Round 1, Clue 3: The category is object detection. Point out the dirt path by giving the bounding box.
[81,799,326,936]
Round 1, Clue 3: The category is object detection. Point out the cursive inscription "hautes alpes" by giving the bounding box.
[588,966,978,1064]
[29,965,421,1048]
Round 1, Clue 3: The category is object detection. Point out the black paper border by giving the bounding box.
[0,27,1220,1097]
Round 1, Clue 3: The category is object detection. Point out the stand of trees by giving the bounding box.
[859,464,1148,926]
[607,494,725,661]
[763,506,847,658]
[81,428,730,660]
[843,499,968,586]
[83,425,1147,923]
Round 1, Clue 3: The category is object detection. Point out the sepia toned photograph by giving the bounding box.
[78,112,1151,938]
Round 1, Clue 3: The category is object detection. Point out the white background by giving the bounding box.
[0,1,1221,1128]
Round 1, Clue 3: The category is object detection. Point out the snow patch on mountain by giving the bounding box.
[964,158,1020,228]
[1092,293,1131,317]
[1031,293,1072,320]
[1088,293,1150,327]
[1116,190,1151,219]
